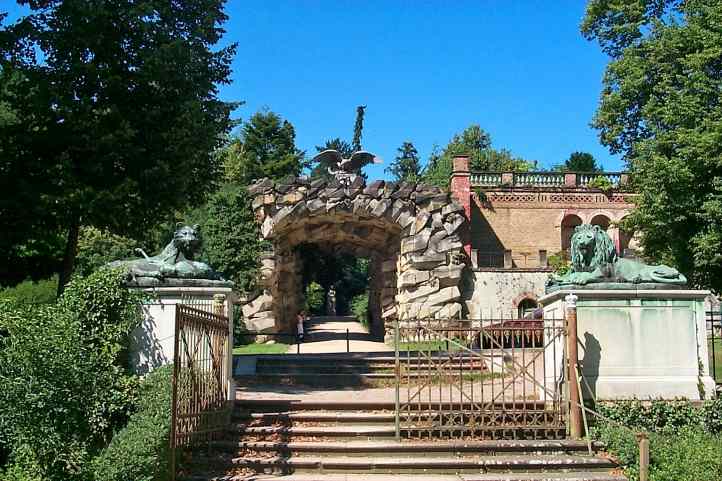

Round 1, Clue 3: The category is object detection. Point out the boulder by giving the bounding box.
[442,202,464,217]
[363,180,385,198]
[248,178,274,195]
[407,252,446,270]
[434,302,462,319]
[396,283,439,304]
[400,228,432,255]
[443,213,465,235]
[431,236,463,254]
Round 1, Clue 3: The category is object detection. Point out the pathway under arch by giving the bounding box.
[242,176,469,340]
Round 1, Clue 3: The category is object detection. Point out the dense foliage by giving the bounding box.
[350,292,370,327]
[593,399,722,481]
[0,269,145,480]
[552,151,600,172]
[0,277,58,305]
[304,281,325,315]
[582,0,722,293]
[386,141,422,182]
[75,227,138,278]
[203,184,270,291]
[92,366,172,481]
[0,0,236,292]
[423,125,535,188]
[223,110,305,185]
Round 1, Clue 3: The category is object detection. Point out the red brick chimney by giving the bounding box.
[450,155,472,257]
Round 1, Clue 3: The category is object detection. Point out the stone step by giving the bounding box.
[194,454,617,473]
[231,424,567,440]
[232,424,397,438]
[232,410,562,426]
[183,473,626,481]
[212,439,604,455]
[234,399,552,412]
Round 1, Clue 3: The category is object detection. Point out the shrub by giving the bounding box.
[304,281,325,315]
[0,269,144,480]
[593,399,722,481]
[547,250,571,275]
[75,227,138,277]
[587,175,614,193]
[0,276,58,304]
[351,292,369,327]
[92,366,172,481]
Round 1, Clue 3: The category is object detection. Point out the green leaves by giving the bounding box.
[386,141,422,182]
[0,269,145,480]
[583,0,722,292]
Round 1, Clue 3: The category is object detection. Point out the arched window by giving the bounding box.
[561,214,583,252]
[517,298,538,319]
[590,214,610,231]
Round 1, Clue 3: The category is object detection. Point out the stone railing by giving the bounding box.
[513,172,565,187]
[469,170,628,189]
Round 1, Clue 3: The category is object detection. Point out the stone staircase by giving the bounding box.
[180,398,625,481]
[236,352,489,387]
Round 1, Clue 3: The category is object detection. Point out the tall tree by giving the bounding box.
[387,141,421,182]
[223,110,305,184]
[0,1,236,294]
[553,151,600,172]
[582,0,722,292]
[310,105,367,179]
[352,105,366,152]
[422,125,535,187]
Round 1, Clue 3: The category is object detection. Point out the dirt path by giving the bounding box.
[288,315,392,354]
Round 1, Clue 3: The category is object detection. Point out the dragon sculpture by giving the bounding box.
[547,224,686,289]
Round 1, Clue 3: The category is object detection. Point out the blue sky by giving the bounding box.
[5,1,621,180]
[222,1,621,179]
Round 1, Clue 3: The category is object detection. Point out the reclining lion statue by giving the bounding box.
[548,224,686,289]
[109,223,224,282]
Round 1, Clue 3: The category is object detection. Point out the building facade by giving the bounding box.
[449,155,636,318]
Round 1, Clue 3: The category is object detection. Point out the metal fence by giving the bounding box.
[394,316,568,440]
[707,310,721,385]
[171,303,232,479]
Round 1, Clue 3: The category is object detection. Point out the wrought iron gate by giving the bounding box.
[171,303,232,476]
[394,316,568,439]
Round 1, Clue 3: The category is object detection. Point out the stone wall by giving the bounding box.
[466,269,549,318]
[244,175,470,337]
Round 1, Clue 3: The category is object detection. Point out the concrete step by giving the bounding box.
[212,439,604,455]
[183,473,626,481]
[232,424,397,438]
[199,453,618,473]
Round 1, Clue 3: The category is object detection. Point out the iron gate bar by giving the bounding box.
[171,302,232,480]
[396,316,567,440]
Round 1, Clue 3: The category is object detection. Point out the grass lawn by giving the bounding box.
[233,342,290,355]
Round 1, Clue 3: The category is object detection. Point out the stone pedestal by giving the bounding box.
[128,284,233,375]
[540,288,716,400]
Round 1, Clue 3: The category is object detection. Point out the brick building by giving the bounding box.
[449,155,636,318]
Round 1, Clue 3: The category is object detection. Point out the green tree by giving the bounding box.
[422,125,534,188]
[386,141,421,182]
[582,0,722,292]
[309,105,367,179]
[202,183,269,291]
[75,227,138,278]
[352,105,366,152]
[553,151,600,172]
[0,1,236,294]
[223,110,305,184]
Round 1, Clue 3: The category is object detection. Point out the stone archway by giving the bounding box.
[242,175,469,340]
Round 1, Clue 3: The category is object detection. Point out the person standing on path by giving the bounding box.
[296,311,305,342]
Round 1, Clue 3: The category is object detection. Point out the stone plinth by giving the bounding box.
[128,284,234,375]
[540,288,716,400]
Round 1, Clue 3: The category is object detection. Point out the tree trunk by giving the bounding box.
[57,218,80,297]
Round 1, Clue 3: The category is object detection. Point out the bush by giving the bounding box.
[351,292,369,327]
[547,250,571,275]
[304,281,325,315]
[92,366,172,481]
[593,399,722,481]
[0,276,58,304]
[75,227,138,277]
[0,269,144,480]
